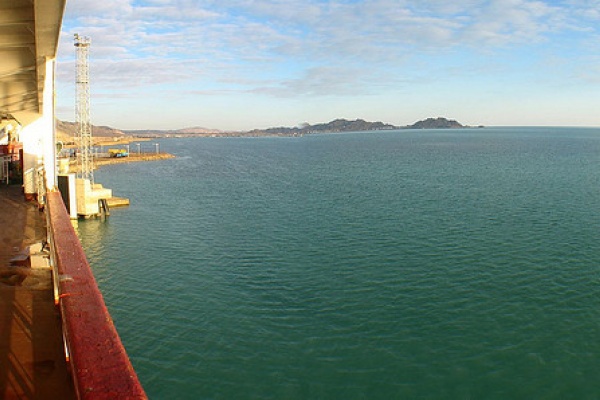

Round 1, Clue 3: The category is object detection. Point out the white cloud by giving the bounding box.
[249,65,403,97]
[566,0,600,19]
[60,1,574,64]
[450,0,562,46]
[64,0,135,18]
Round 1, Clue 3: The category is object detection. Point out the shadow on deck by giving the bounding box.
[0,184,75,399]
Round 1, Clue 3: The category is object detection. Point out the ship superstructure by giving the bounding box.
[1,1,146,398]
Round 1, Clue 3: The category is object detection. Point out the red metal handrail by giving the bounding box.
[46,191,147,399]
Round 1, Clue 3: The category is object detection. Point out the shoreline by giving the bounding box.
[94,152,175,168]
[65,153,176,173]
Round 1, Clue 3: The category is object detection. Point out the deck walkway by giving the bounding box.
[0,185,75,399]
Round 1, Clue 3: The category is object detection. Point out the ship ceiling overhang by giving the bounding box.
[0,0,66,126]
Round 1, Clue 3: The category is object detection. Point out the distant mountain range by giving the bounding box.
[245,117,473,136]
[246,118,396,136]
[56,117,476,140]
[123,127,224,137]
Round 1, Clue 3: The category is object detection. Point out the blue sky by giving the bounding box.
[56,0,600,131]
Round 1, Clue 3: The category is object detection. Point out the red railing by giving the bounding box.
[46,191,147,399]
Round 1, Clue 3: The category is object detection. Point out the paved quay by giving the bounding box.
[0,185,75,399]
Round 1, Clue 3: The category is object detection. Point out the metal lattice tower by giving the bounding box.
[74,33,94,183]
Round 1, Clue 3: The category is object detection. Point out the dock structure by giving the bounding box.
[71,32,116,219]
[1,1,146,398]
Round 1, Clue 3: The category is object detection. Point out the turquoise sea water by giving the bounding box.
[77,128,600,399]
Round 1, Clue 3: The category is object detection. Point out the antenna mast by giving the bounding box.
[74,33,93,183]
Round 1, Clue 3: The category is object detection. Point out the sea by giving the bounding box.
[76,127,600,399]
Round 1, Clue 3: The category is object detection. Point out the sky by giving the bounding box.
[55,0,600,131]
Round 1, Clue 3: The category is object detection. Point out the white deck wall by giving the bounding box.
[21,58,57,194]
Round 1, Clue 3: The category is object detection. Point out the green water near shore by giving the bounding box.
[77,128,600,398]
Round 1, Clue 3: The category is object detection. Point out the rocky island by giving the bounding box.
[405,117,465,129]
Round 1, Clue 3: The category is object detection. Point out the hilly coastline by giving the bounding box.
[246,119,397,136]
[56,120,126,143]
[123,117,474,138]
[57,117,475,140]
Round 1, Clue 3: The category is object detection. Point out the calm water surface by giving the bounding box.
[77,128,600,399]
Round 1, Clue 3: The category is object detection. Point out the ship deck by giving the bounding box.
[0,185,75,399]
